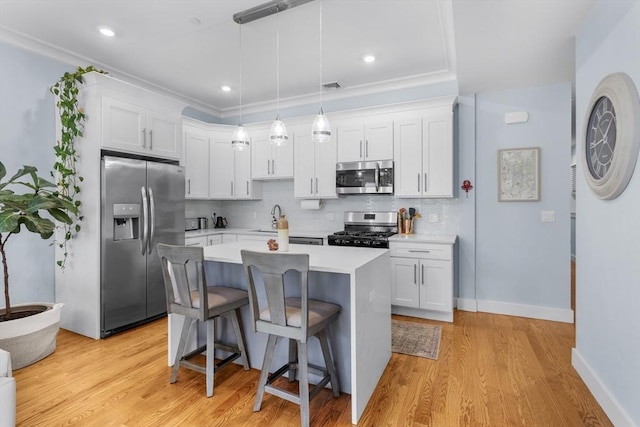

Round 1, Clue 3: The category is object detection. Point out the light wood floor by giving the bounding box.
[14,311,611,426]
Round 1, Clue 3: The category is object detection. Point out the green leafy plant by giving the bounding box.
[0,162,77,320]
[49,65,106,267]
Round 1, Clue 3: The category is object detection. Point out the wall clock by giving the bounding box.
[582,72,640,200]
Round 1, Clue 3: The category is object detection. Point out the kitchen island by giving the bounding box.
[168,241,391,424]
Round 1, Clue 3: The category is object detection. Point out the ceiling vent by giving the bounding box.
[323,81,342,90]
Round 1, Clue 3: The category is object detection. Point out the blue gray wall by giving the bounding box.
[475,83,572,311]
[0,42,74,306]
[574,0,640,424]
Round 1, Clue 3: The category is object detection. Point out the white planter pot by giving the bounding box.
[0,303,64,370]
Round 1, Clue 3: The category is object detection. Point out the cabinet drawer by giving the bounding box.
[390,242,452,260]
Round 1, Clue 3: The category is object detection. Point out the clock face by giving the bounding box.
[586,96,617,180]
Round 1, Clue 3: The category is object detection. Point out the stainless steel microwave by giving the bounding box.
[336,160,394,194]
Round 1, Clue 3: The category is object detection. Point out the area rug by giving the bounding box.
[391,319,442,360]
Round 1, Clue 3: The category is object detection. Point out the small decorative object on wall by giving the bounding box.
[582,72,640,200]
[498,147,540,202]
[461,179,473,197]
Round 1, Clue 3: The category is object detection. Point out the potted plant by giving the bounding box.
[0,162,77,369]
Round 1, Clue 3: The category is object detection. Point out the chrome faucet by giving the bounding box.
[271,204,281,228]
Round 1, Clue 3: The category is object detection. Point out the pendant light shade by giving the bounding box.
[311,108,331,143]
[311,0,330,143]
[269,10,288,146]
[232,23,250,151]
[231,124,250,151]
[269,117,288,146]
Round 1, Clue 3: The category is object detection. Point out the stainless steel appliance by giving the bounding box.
[327,211,397,248]
[336,160,393,194]
[290,236,324,245]
[185,218,199,231]
[101,155,185,337]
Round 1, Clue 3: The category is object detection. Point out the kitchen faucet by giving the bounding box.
[271,204,281,228]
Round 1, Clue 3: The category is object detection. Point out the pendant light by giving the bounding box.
[232,22,250,151]
[269,9,288,146]
[311,0,331,143]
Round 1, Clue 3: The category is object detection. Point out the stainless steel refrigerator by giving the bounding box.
[101,155,185,337]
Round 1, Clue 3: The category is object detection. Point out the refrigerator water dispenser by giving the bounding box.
[113,203,140,241]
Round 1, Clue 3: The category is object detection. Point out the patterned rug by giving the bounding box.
[391,319,442,360]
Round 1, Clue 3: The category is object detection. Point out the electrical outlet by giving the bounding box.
[252,211,257,219]
[326,212,335,221]
[369,289,376,302]
[428,213,439,223]
[541,211,556,222]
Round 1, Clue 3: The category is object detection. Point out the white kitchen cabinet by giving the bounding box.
[393,111,453,198]
[184,131,210,199]
[209,132,261,200]
[293,127,337,199]
[251,129,294,179]
[185,234,222,247]
[390,241,453,322]
[337,120,393,162]
[102,96,181,160]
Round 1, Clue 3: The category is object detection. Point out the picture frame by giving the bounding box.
[498,147,541,202]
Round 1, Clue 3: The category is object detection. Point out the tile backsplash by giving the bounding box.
[186,180,460,234]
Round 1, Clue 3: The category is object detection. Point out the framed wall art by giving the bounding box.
[498,147,541,202]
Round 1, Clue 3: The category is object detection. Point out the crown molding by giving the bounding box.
[0,26,222,118]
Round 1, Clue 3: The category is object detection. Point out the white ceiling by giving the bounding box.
[0,0,594,117]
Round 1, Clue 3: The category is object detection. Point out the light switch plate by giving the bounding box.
[541,211,556,222]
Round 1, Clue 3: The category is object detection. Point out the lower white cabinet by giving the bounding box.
[390,241,453,322]
[185,234,222,247]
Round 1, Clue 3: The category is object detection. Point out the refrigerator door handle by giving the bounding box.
[140,186,148,255]
[148,187,156,255]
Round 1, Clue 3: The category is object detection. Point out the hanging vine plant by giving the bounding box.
[50,65,107,267]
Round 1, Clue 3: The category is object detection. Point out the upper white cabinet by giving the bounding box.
[102,96,181,160]
[251,129,294,179]
[393,109,453,198]
[293,127,337,199]
[337,120,393,162]
[209,132,261,200]
[184,130,210,199]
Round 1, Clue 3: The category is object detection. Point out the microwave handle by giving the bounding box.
[375,162,380,192]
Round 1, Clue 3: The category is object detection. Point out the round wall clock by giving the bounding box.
[582,72,640,200]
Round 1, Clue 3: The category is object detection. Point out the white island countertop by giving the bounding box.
[203,240,389,274]
[187,228,338,239]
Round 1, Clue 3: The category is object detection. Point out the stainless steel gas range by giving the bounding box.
[327,211,397,248]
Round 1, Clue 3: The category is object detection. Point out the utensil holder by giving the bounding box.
[401,219,413,234]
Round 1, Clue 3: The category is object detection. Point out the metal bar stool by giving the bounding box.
[157,243,250,397]
[240,250,340,427]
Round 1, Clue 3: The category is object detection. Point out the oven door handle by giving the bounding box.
[375,162,380,192]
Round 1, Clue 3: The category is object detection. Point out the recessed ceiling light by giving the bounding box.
[363,55,376,63]
[221,85,231,92]
[98,27,115,37]
[189,17,201,25]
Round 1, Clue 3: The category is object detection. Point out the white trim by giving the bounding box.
[456,298,478,312]
[477,299,573,323]
[391,306,453,323]
[571,348,636,427]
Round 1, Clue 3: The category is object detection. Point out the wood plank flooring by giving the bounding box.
[13,311,611,426]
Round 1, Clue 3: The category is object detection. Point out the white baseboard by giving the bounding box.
[572,348,635,427]
[456,298,478,312]
[391,306,453,322]
[476,299,574,323]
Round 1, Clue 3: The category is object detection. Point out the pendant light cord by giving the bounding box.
[239,23,243,125]
[319,0,323,113]
[276,10,280,119]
